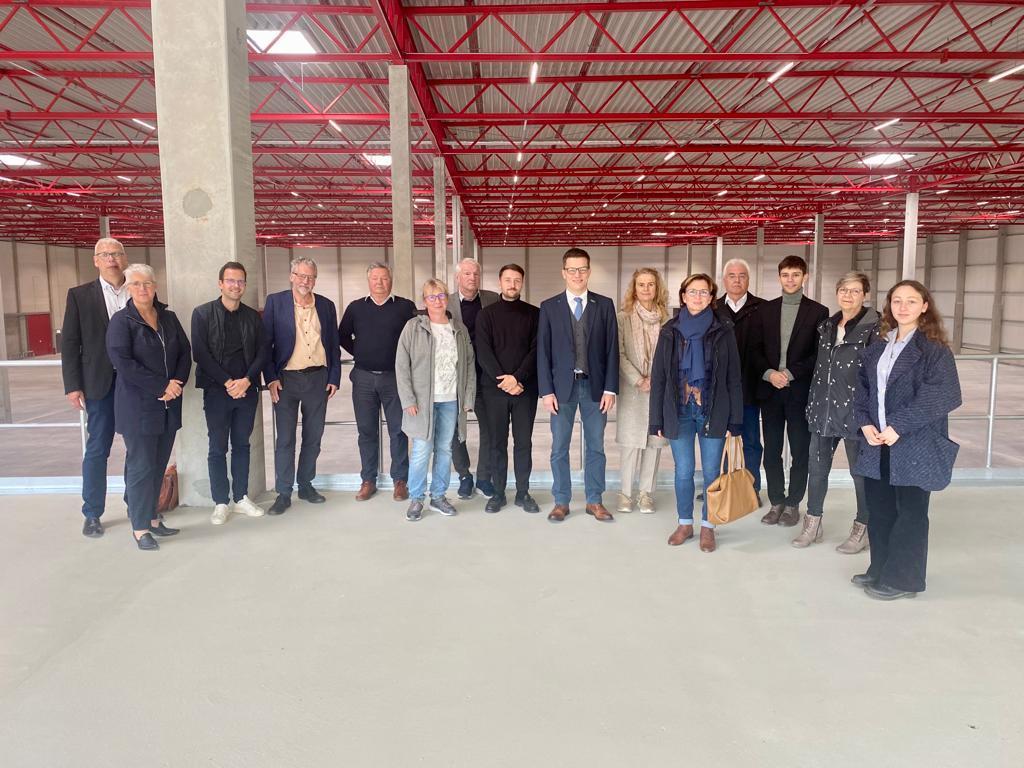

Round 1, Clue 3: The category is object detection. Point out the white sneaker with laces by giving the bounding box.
[211,503,230,525]
[234,495,265,517]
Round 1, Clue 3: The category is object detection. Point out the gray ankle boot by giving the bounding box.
[791,514,823,548]
[836,521,869,554]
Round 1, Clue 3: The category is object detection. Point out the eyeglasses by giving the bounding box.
[222,279,246,287]
[291,272,316,283]
[424,293,448,302]
[685,289,711,297]
[127,280,155,289]
[837,287,864,295]
[96,251,124,261]
[564,267,591,276]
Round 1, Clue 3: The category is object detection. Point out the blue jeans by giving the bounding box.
[408,401,457,501]
[668,400,726,528]
[81,383,117,519]
[741,403,763,493]
[550,378,607,505]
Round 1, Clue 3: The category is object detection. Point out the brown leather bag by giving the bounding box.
[156,464,179,513]
[706,436,759,526]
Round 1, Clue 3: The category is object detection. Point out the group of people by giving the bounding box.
[61,239,962,601]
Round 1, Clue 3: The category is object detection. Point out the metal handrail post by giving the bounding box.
[986,357,999,469]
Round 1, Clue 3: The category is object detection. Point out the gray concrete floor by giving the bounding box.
[0,486,1021,767]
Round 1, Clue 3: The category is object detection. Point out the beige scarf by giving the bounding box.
[631,303,662,377]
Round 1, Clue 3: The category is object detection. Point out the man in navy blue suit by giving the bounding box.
[262,256,341,515]
[537,248,619,523]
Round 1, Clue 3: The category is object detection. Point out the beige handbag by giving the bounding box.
[706,436,759,526]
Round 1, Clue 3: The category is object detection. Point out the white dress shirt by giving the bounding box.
[877,328,916,431]
[99,276,128,320]
[724,293,748,312]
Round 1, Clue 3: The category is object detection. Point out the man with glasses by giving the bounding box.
[262,257,340,515]
[191,262,267,525]
[338,262,417,502]
[447,258,499,499]
[61,237,130,538]
[537,248,619,523]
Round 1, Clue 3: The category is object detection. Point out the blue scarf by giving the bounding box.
[676,306,713,392]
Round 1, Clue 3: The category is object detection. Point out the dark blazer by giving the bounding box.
[715,292,764,405]
[447,288,499,326]
[61,279,116,399]
[191,298,266,390]
[648,313,743,440]
[853,331,962,492]
[261,290,341,388]
[750,294,829,402]
[537,291,619,403]
[105,299,192,437]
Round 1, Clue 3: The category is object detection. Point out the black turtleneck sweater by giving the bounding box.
[475,298,540,394]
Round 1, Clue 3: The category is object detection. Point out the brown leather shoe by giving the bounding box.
[548,504,570,523]
[668,524,694,546]
[761,503,784,525]
[355,481,377,502]
[778,505,800,527]
[585,503,614,522]
[393,480,409,501]
[700,527,716,552]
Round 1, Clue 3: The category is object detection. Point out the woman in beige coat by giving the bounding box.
[616,268,669,513]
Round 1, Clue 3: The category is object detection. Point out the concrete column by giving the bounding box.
[755,226,765,295]
[451,196,462,273]
[388,65,415,300]
[923,234,934,288]
[902,192,920,280]
[463,216,477,262]
[152,0,263,505]
[99,215,110,239]
[812,213,825,300]
[714,236,724,281]
[0,246,11,423]
[433,156,447,283]
[952,231,968,352]
[991,225,1007,353]
[870,242,880,308]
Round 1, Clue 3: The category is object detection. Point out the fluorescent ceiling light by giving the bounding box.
[989,63,1024,83]
[0,175,13,182]
[363,154,392,167]
[800,229,813,234]
[602,202,608,208]
[516,151,523,162]
[664,151,676,161]
[291,191,300,197]
[529,62,539,85]
[0,154,41,168]
[874,118,900,131]
[132,118,155,131]
[116,175,132,182]
[862,153,915,167]
[329,120,343,132]
[66,191,81,197]
[513,174,518,184]
[652,231,667,236]
[766,62,795,84]
[883,174,897,180]
[247,29,316,55]
[717,190,728,196]
[636,174,646,182]
[752,174,766,182]
[936,189,949,195]
[831,190,840,195]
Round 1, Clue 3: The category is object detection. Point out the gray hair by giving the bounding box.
[836,270,870,295]
[366,261,391,276]
[94,237,124,254]
[290,256,317,276]
[722,258,751,277]
[456,258,481,274]
[123,263,155,283]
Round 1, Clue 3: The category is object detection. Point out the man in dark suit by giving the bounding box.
[751,255,829,527]
[538,248,619,523]
[61,237,129,538]
[715,257,765,504]
[262,256,341,515]
[447,258,500,499]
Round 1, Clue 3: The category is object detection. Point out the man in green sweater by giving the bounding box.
[750,256,829,528]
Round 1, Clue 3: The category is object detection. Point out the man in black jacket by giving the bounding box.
[61,237,129,538]
[715,258,765,504]
[191,262,267,526]
[751,255,829,527]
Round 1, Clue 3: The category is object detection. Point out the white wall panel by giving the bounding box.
[930,265,957,292]
[931,238,959,267]
[48,246,78,332]
[15,242,48,313]
[961,318,991,348]
[0,241,16,315]
[967,234,997,265]
[965,265,995,292]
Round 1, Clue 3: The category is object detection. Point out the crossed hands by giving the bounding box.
[159,379,185,402]
[496,374,525,396]
[862,424,900,446]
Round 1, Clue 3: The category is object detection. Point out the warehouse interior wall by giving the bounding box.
[2,226,1022,359]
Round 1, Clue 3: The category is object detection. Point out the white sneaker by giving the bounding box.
[210,503,230,525]
[234,495,265,517]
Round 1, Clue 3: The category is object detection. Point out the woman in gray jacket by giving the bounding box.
[795,271,881,551]
[395,278,476,521]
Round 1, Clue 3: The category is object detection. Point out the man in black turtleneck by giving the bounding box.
[474,263,540,513]
[750,255,829,528]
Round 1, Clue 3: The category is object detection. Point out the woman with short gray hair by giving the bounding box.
[797,271,881,552]
[395,279,476,521]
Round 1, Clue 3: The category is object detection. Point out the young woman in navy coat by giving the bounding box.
[852,280,961,599]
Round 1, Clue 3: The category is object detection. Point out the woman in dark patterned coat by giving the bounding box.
[795,271,881,552]
[851,280,962,600]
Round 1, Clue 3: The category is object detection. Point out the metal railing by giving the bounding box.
[0,352,1020,485]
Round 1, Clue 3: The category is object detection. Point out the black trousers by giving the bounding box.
[864,446,931,593]
[452,390,493,486]
[350,367,408,483]
[273,367,328,496]
[123,426,176,533]
[484,389,538,497]
[761,387,812,507]
[203,388,259,505]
